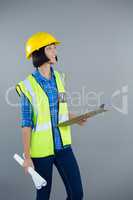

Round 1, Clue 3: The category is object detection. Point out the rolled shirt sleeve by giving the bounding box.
[20,93,34,128]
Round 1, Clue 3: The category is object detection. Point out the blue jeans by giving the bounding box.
[32,147,83,200]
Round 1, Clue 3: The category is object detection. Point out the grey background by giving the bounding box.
[0,0,132,199]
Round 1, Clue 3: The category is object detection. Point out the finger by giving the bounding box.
[83,118,87,121]
[79,122,84,126]
[24,167,28,175]
[82,119,87,122]
[24,168,27,175]
[29,164,34,170]
[30,161,34,169]
[81,121,86,125]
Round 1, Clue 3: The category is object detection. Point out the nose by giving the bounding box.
[52,49,56,55]
[52,46,57,53]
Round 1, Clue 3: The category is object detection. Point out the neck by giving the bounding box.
[38,63,51,79]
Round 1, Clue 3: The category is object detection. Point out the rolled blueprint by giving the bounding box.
[13,153,47,190]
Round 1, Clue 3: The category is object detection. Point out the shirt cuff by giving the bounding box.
[21,120,33,128]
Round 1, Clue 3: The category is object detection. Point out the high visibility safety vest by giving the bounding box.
[16,70,72,158]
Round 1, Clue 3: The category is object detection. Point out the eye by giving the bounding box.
[46,46,51,50]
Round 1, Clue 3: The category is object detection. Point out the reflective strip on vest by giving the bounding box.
[33,121,51,132]
[59,114,69,123]
[23,79,38,113]
[23,79,35,99]
[33,114,69,132]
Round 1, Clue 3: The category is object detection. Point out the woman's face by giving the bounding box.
[44,43,57,64]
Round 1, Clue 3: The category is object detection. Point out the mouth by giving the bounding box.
[49,56,57,63]
[50,56,56,60]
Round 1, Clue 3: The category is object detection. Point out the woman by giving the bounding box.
[16,32,88,200]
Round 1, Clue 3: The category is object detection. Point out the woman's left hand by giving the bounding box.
[77,117,88,126]
[69,112,89,126]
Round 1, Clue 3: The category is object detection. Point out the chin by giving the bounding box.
[49,60,57,64]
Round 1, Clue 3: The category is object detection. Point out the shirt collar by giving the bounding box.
[32,65,54,82]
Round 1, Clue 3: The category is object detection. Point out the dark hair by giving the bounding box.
[31,45,58,68]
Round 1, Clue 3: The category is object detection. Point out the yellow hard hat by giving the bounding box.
[25,32,61,59]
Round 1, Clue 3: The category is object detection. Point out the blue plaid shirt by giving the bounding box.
[20,65,70,150]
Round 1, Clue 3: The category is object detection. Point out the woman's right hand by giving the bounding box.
[23,158,35,175]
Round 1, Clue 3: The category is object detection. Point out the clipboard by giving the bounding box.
[57,104,109,127]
